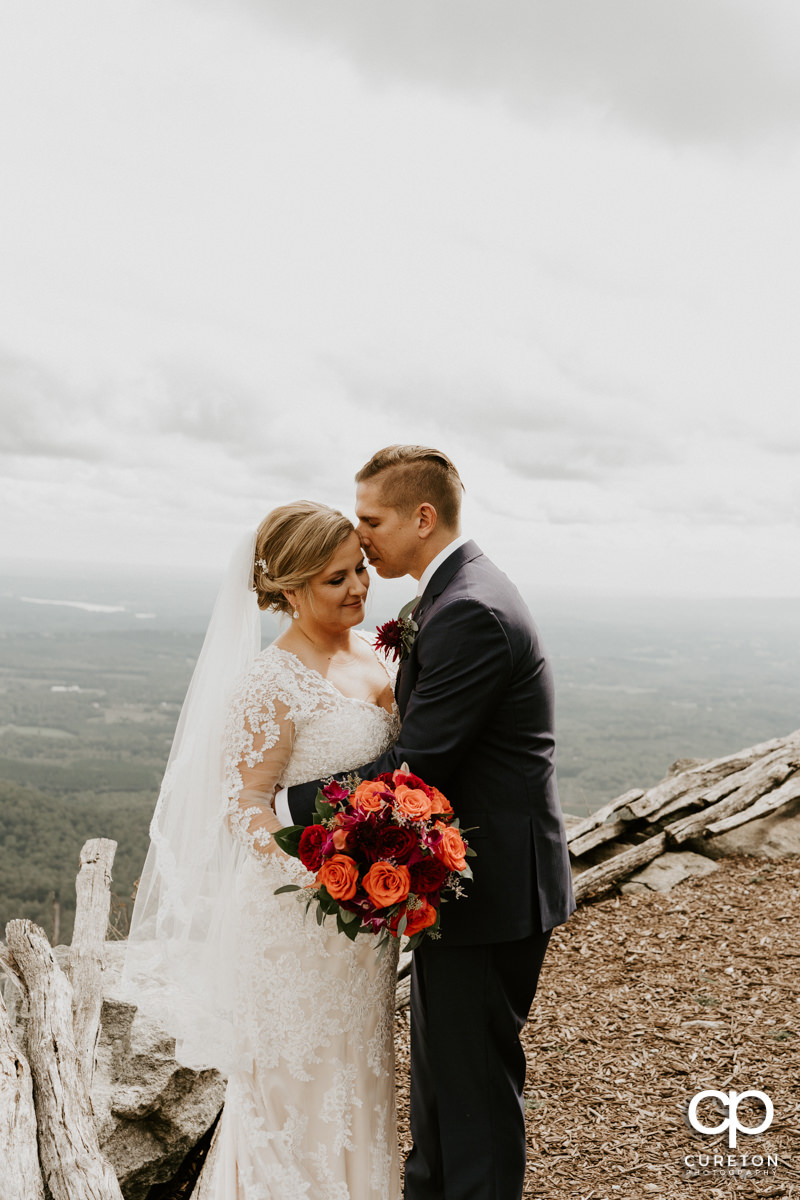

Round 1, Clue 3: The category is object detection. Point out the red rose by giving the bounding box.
[391,769,431,795]
[375,825,418,864]
[298,825,328,872]
[409,857,447,895]
[390,897,438,937]
[403,898,438,937]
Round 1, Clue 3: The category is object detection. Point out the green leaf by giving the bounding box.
[396,913,408,937]
[315,904,325,926]
[317,886,338,916]
[340,916,361,941]
[459,863,473,882]
[465,847,477,858]
[339,907,360,924]
[274,884,301,895]
[314,790,335,819]
[272,825,304,856]
[376,934,391,962]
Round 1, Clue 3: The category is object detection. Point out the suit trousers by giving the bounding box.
[404,928,552,1200]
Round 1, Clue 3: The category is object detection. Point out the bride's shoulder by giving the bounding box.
[354,628,398,684]
[233,643,304,699]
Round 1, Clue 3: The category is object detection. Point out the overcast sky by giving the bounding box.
[1,0,799,597]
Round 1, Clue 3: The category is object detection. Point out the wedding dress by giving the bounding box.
[195,641,402,1200]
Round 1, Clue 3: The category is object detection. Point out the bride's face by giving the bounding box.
[303,531,369,628]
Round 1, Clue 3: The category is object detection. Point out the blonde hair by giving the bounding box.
[253,501,354,614]
[355,445,464,529]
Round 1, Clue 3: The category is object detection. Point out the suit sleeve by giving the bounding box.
[287,599,512,824]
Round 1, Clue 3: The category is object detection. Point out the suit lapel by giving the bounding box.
[416,539,483,614]
[394,540,483,716]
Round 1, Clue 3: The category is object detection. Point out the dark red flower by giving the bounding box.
[345,814,383,863]
[374,619,404,662]
[321,780,350,803]
[409,857,447,895]
[298,824,328,871]
[375,825,418,864]
[391,769,432,796]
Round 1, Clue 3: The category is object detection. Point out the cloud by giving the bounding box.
[241,0,800,143]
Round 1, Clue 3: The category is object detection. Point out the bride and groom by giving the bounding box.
[124,444,575,1200]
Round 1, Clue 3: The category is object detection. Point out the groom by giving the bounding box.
[279,445,575,1200]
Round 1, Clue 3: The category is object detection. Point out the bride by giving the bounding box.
[123,501,402,1199]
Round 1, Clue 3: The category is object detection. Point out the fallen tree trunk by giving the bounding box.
[5,920,123,1200]
[566,789,644,847]
[568,818,628,859]
[0,985,45,1200]
[666,755,799,846]
[572,833,667,903]
[69,838,117,1094]
[706,770,800,836]
[619,736,789,822]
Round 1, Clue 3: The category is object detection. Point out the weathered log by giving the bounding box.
[568,818,628,859]
[69,838,117,1093]
[572,833,667,902]
[0,986,45,1200]
[566,789,644,847]
[619,735,790,822]
[666,755,799,846]
[5,920,123,1200]
[705,770,800,836]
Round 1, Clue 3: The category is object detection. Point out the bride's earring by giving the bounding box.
[292,606,300,620]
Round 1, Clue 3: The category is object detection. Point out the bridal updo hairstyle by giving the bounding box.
[253,501,354,615]
[355,444,464,529]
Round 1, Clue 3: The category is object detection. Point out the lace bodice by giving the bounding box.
[223,641,399,859]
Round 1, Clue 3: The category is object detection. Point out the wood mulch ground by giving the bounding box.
[394,855,800,1200]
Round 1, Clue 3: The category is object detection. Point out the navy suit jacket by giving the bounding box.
[287,541,575,944]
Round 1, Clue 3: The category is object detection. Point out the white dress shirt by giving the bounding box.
[274,534,469,827]
[413,534,468,598]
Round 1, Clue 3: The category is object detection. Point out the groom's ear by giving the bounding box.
[416,503,438,539]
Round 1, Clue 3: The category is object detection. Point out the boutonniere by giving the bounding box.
[374,597,419,663]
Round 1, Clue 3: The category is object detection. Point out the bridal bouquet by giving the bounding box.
[273,767,474,952]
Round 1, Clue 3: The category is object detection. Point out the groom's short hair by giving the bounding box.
[356,445,464,529]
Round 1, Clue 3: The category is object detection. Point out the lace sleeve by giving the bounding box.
[223,659,297,859]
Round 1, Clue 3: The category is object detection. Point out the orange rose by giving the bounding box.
[396,898,437,937]
[393,784,433,822]
[363,861,411,908]
[352,780,391,813]
[427,786,453,815]
[433,823,467,872]
[316,854,359,901]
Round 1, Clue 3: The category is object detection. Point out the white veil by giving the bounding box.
[122,531,261,1073]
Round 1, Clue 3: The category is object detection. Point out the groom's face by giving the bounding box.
[355,479,419,579]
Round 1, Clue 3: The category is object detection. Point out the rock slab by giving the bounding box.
[621,850,719,894]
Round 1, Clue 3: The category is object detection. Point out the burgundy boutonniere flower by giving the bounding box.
[374,599,419,663]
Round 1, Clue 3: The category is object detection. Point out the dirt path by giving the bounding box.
[394,855,800,1199]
